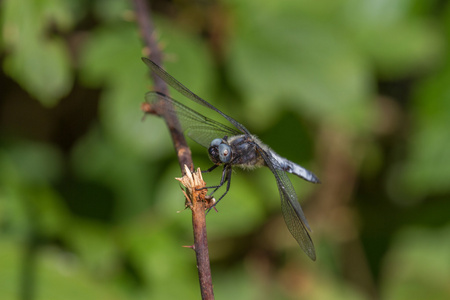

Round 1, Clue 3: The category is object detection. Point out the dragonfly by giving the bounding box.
[142,58,320,261]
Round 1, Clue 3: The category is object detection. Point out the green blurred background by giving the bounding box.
[1,0,450,299]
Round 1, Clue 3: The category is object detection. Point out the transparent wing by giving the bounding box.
[258,146,316,261]
[142,57,251,135]
[146,92,241,148]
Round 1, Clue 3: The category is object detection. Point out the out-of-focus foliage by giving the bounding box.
[1,0,76,106]
[381,225,450,300]
[399,51,450,200]
[1,0,450,299]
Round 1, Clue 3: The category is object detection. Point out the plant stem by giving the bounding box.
[132,1,215,298]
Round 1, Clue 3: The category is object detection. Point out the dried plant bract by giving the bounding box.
[176,165,215,210]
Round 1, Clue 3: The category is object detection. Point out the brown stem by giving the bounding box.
[176,167,215,299]
[132,0,166,93]
[192,196,215,299]
[132,1,214,298]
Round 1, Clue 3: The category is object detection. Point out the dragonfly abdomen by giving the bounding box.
[270,151,320,184]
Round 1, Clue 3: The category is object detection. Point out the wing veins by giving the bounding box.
[142,57,250,135]
[146,92,240,147]
[258,146,316,261]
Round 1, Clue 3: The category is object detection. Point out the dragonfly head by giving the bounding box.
[208,138,231,164]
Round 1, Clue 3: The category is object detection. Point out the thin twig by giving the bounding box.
[132,1,215,298]
[132,0,192,170]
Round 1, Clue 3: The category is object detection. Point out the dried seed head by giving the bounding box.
[175,165,209,210]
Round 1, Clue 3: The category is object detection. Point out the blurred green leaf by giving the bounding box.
[64,219,118,275]
[0,240,22,300]
[123,218,200,299]
[94,0,132,22]
[79,22,153,157]
[207,172,266,238]
[396,62,450,200]
[2,140,63,184]
[0,142,66,238]
[227,0,442,135]
[227,0,374,134]
[36,247,128,300]
[342,0,443,77]
[381,226,450,300]
[214,266,268,300]
[305,273,368,300]
[1,0,74,106]
[71,127,155,221]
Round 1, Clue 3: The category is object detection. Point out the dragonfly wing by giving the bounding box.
[146,92,241,148]
[142,57,251,135]
[258,146,316,261]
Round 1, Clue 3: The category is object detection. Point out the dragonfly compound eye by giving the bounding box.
[210,138,222,147]
[208,145,222,164]
[219,143,231,163]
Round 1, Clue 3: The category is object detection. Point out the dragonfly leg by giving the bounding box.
[207,165,232,214]
[197,164,228,191]
[202,164,220,174]
[196,165,221,191]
